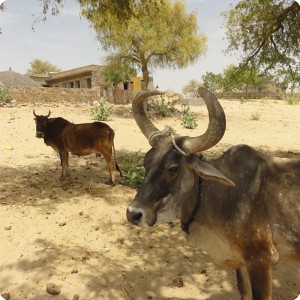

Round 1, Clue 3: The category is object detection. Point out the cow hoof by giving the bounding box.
[105,180,115,186]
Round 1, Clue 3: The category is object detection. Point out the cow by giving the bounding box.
[126,88,300,299]
[33,110,122,185]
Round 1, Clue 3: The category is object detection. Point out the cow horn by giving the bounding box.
[33,110,51,118]
[181,87,226,154]
[132,90,164,145]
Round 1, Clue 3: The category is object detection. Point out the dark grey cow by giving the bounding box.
[127,88,300,299]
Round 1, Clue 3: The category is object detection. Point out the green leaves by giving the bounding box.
[222,0,300,88]
[27,59,61,75]
[82,0,207,89]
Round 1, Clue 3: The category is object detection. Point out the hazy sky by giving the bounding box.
[0,0,240,92]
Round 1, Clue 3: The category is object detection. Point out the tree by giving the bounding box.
[82,0,207,89]
[182,80,202,97]
[222,0,300,88]
[201,72,224,92]
[27,59,61,74]
[222,64,271,94]
[30,0,165,30]
[102,62,137,101]
[102,63,137,88]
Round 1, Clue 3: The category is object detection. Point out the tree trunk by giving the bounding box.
[141,64,150,90]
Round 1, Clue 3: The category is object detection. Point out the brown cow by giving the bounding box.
[33,110,122,185]
[127,88,300,299]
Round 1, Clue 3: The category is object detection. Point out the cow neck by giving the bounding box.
[181,157,204,235]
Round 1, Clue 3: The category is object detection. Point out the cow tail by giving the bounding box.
[109,128,123,177]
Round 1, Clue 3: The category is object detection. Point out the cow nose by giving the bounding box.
[126,208,143,226]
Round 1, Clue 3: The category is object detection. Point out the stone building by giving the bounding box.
[43,65,104,91]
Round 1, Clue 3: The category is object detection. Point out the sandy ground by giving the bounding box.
[0,97,299,300]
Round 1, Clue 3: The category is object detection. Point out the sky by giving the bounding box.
[0,0,240,93]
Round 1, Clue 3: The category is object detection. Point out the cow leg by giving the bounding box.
[236,266,252,300]
[247,260,272,300]
[100,151,115,185]
[59,151,69,178]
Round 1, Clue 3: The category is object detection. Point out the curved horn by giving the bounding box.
[181,87,226,154]
[132,90,164,145]
[33,110,51,117]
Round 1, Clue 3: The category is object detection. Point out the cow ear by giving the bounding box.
[189,158,235,187]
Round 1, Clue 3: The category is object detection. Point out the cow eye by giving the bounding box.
[168,166,178,174]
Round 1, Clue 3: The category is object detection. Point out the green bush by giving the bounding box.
[285,94,300,105]
[150,97,174,117]
[250,111,261,121]
[0,86,12,103]
[122,151,145,189]
[182,114,198,129]
[91,102,113,121]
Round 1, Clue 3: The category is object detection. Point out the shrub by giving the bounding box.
[285,94,300,105]
[122,151,145,189]
[0,86,12,103]
[182,114,198,129]
[149,97,175,118]
[91,102,113,121]
[251,111,261,121]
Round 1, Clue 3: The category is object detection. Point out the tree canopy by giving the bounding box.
[182,80,202,97]
[81,0,207,89]
[27,59,61,74]
[102,63,137,88]
[222,0,300,89]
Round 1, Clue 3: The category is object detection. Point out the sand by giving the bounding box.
[0,97,299,299]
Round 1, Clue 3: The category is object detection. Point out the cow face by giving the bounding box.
[33,110,51,138]
[126,136,234,228]
[127,88,234,228]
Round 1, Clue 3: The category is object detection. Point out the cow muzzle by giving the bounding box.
[126,206,144,226]
[36,132,44,138]
[126,205,157,227]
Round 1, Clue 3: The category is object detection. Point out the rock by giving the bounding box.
[71,268,78,274]
[72,294,80,300]
[172,276,184,288]
[1,291,10,300]
[46,282,61,295]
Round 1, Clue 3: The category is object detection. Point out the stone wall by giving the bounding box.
[215,91,282,100]
[8,86,101,105]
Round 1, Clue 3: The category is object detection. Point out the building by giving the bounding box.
[29,64,153,92]
[0,68,42,87]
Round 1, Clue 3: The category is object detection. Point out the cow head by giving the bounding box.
[126,88,234,228]
[33,110,51,138]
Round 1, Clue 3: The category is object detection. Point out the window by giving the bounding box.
[123,82,129,90]
[75,80,80,88]
[86,78,92,88]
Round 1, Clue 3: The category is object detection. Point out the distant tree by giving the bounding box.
[223,64,271,97]
[222,0,300,88]
[182,80,202,97]
[102,62,137,101]
[27,59,61,74]
[82,0,207,89]
[201,72,224,92]
[102,63,137,88]
[222,64,243,91]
